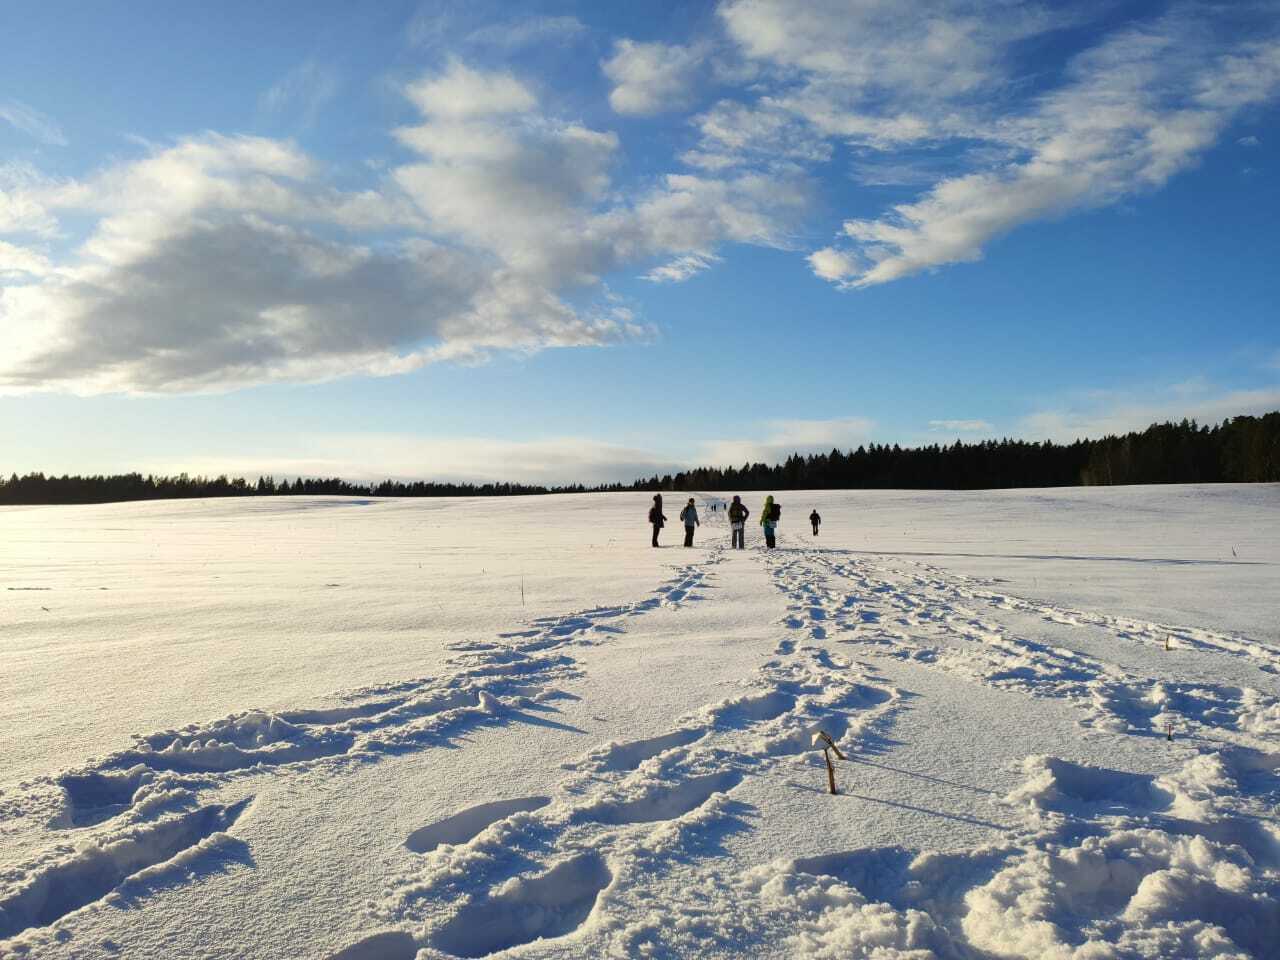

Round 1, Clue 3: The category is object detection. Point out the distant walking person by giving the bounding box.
[760,495,780,549]
[680,497,700,547]
[810,509,821,536]
[728,495,750,549]
[649,494,667,547]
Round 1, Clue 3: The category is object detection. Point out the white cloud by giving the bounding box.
[0,161,62,236]
[404,60,537,118]
[0,130,634,395]
[0,239,51,279]
[929,419,994,433]
[156,434,684,486]
[164,423,888,485]
[0,99,67,146]
[719,0,1060,101]
[604,40,704,116]
[702,416,875,466]
[1020,383,1280,442]
[1238,134,1261,146]
[807,246,861,282]
[0,60,809,396]
[394,63,807,289]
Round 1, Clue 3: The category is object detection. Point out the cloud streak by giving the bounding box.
[1021,382,1280,443]
[0,99,67,146]
[701,416,876,466]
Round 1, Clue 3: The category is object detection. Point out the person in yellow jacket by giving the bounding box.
[760,495,780,549]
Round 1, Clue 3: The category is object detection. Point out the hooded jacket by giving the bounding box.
[760,496,779,525]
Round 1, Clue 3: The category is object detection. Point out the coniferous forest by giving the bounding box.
[3,412,1277,505]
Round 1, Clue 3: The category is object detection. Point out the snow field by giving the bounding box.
[0,487,1277,958]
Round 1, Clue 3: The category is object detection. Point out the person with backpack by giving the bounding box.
[679,497,700,547]
[648,494,666,547]
[727,495,749,549]
[760,495,780,549]
[810,508,821,536]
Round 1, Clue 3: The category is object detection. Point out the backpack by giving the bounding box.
[648,506,659,523]
[769,502,781,522]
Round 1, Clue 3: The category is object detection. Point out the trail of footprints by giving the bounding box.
[769,549,1280,746]
[0,563,715,948]
[332,643,901,958]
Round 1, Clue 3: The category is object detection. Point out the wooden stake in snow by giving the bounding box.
[1164,635,1171,651]
[813,730,847,794]
[1165,718,1174,742]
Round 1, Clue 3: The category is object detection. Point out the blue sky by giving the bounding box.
[2,0,1278,483]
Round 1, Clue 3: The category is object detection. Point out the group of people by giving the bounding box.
[648,494,821,550]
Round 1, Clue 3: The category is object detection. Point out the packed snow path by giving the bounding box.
[0,489,1277,958]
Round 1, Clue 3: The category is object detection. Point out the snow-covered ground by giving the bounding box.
[1,485,1277,959]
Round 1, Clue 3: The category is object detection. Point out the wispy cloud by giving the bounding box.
[260,60,341,127]
[642,252,721,283]
[151,434,684,486]
[701,416,875,466]
[465,15,586,50]
[929,419,994,433]
[0,99,67,146]
[1020,381,1280,442]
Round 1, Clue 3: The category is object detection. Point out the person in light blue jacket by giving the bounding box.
[679,497,700,547]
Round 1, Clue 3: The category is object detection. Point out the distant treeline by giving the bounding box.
[2,413,1277,505]
[0,473,605,505]
[633,413,1280,492]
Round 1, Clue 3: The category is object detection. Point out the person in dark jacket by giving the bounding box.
[648,494,666,547]
[679,497,700,547]
[727,495,749,549]
[810,509,821,536]
[760,495,780,549]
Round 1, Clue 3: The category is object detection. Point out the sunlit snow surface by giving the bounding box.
[1,486,1277,958]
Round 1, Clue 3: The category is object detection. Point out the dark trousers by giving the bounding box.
[684,525,695,547]
[652,523,661,547]
[812,523,819,535]
[765,528,776,549]
[731,526,744,549]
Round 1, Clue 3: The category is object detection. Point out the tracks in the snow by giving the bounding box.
[332,634,900,958]
[1,559,719,951]
[767,547,1280,746]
